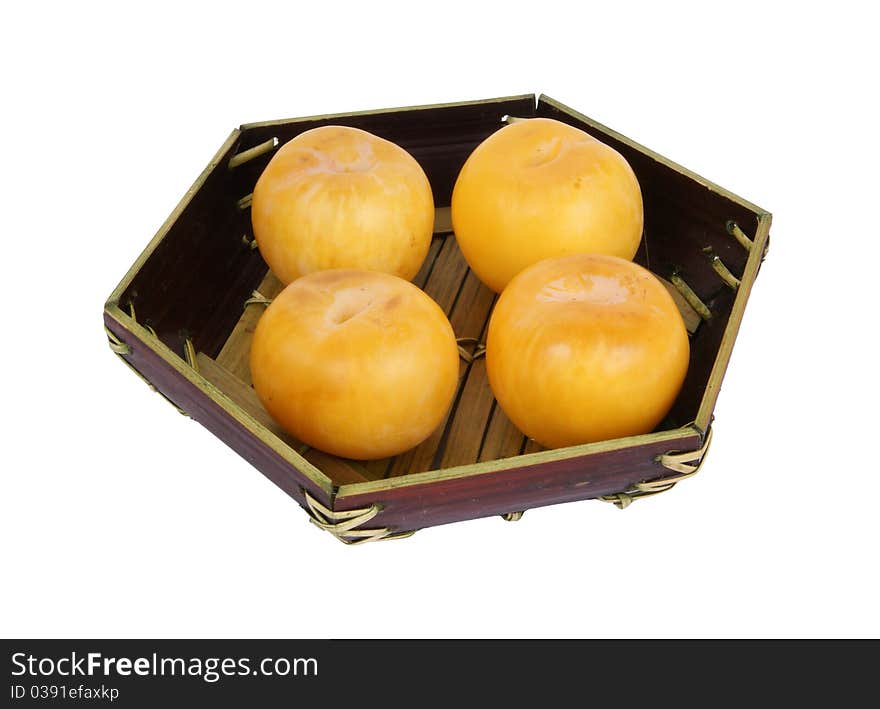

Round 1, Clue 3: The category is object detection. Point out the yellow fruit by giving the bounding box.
[250,269,459,460]
[452,117,643,293]
[252,125,434,285]
[486,253,689,448]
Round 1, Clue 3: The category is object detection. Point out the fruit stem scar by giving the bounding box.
[331,302,371,325]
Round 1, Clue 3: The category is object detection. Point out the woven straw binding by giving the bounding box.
[600,426,714,509]
[303,491,415,545]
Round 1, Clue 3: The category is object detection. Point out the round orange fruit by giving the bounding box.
[451,117,643,293]
[252,125,434,285]
[486,253,689,448]
[250,269,459,460]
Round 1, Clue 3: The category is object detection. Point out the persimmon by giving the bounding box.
[250,270,459,460]
[252,126,434,285]
[486,254,689,448]
[451,117,643,293]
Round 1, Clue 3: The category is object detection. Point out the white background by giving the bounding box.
[2,1,878,639]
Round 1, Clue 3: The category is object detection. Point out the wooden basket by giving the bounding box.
[103,94,771,543]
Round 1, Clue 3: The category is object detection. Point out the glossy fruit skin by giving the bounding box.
[250,270,459,460]
[486,254,689,449]
[451,117,643,293]
[252,125,434,285]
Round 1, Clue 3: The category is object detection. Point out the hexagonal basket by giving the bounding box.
[103,94,771,543]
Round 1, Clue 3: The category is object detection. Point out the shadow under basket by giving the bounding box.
[103,94,771,544]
